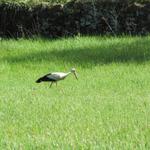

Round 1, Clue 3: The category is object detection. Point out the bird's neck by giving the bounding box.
[67,72,72,76]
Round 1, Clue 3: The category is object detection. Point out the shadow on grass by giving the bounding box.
[2,36,150,66]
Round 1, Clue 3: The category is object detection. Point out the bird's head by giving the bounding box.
[71,68,76,73]
[71,68,78,80]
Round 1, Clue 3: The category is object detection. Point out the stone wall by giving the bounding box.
[0,1,150,38]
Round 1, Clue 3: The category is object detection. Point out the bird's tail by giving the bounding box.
[36,78,42,83]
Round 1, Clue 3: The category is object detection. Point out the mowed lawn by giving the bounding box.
[0,36,150,149]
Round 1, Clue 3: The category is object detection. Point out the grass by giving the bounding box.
[1,36,150,149]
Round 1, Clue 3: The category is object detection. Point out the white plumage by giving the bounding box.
[47,72,68,80]
[36,68,78,87]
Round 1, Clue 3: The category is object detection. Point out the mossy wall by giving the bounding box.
[0,1,150,38]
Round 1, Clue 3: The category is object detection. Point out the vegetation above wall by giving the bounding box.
[0,0,70,5]
[0,0,150,5]
[0,0,150,38]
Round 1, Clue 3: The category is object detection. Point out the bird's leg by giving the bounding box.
[50,82,53,88]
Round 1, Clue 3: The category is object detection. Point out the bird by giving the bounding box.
[36,68,78,87]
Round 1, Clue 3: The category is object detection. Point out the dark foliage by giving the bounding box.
[0,1,150,38]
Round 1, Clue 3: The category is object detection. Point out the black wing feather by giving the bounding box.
[36,73,56,83]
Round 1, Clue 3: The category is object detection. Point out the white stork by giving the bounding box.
[36,68,78,87]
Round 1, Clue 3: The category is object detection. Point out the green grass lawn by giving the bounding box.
[1,36,150,149]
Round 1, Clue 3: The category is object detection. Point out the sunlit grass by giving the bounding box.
[0,36,150,149]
